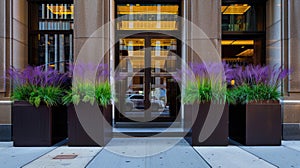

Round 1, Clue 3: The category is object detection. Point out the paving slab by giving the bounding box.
[0,146,56,168]
[282,141,300,152]
[194,146,276,168]
[23,146,102,168]
[87,138,210,168]
[240,145,300,168]
[1,140,300,168]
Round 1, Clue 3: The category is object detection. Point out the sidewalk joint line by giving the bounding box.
[188,141,212,168]
[235,145,279,167]
[20,139,68,168]
[85,146,105,168]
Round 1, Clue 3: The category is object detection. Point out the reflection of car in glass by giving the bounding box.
[125,94,165,111]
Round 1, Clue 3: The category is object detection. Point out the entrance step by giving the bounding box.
[114,122,181,128]
[112,127,185,137]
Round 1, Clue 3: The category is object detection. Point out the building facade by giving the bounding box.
[0,0,300,140]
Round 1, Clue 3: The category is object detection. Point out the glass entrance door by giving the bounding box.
[115,36,180,122]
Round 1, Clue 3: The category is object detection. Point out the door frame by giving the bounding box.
[113,0,182,123]
[114,33,181,122]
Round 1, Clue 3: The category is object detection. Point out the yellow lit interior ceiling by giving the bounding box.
[119,21,177,30]
[221,6,226,13]
[221,40,234,45]
[236,49,254,57]
[222,4,251,15]
[117,5,179,14]
[117,4,179,30]
[47,5,74,15]
[122,39,175,47]
[221,40,254,45]
[151,39,176,46]
[122,39,145,46]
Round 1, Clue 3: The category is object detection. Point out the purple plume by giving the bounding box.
[68,62,109,83]
[230,64,290,88]
[8,66,69,88]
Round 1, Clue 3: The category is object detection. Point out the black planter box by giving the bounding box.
[229,103,281,146]
[184,102,229,146]
[12,101,67,147]
[67,103,112,146]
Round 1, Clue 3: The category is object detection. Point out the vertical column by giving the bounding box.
[187,0,221,63]
[266,0,282,67]
[0,0,28,141]
[281,0,300,140]
[74,0,110,85]
[0,0,12,141]
[74,0,110,62]
[268,0,300,140]
[288,0,300,93]
[12,0,29,70]
[0,0,7,95]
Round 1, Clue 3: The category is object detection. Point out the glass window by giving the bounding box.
[37,4,74,31]
[116,4,179,31]
[222,39,264,66]
[222,1,266,65]
[29,1,74,72]
[222,3,264,32]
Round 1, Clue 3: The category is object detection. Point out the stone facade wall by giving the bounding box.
[266,0,300,139]
[0,0,28,140]
[74,0,110,66]
[187,0,221,63]
[282,0,300,139]
[0,0,28,99]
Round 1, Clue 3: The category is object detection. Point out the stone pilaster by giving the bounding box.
[267,0,300,139]
[74,0,110,66]
[187,0,221,64]
[0,0,28,141]
[0,0,10,97]
[288,0,300,93]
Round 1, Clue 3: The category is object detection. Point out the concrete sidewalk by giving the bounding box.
[0,138,300,168]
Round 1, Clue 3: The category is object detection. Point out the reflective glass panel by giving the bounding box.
[222,4,264,31]
[222,39,263,66]
[117,37,178,119]
[116,4,179,30]
[29,2,74,71]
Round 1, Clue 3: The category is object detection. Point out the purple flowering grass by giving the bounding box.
[9,66,69,88]
[68,62,109,83]
[174,62,289,88]
[175,62,229,83]
[230,64,290,88]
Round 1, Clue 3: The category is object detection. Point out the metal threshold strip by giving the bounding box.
[280,100,300,103]
[0,101,13,104]
[114,122,181,128]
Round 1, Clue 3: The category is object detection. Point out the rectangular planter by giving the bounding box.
[229,102,281,146]
[67,103,112,146]
[184,102,229,146]
[12,101,67,147]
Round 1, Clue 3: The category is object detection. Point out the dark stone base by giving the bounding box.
[283,123,300,140]
[0,124,12,141]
